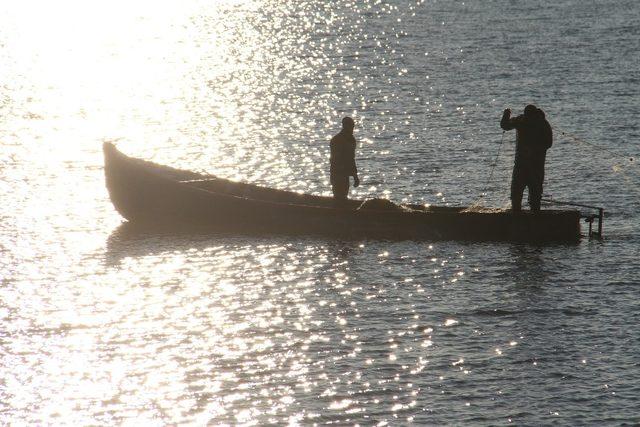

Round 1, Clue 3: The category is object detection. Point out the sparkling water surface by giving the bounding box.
[1,0,639,424]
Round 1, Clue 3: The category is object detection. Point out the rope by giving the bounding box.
[552,125,640,210]
[553,126,637,166]
[471,131,506,207]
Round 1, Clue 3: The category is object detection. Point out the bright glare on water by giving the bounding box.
[1,0,639,424]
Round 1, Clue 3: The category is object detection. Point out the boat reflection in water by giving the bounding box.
[104,221,331,268]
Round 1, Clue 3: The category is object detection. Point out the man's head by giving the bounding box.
[342,116,355,133]
[524,104,537,117]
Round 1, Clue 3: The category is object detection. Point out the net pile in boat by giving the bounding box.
[460,206,508,213]
[357,198,413,212]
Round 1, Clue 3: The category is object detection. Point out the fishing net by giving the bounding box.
[473,125,638,212]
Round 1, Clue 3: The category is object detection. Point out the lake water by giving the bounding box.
[1,0,639,424]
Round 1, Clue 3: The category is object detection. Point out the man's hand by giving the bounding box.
[503,108,511,117]
[353,176,360,188]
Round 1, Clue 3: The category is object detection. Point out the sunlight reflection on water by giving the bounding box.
[1,0,639,424]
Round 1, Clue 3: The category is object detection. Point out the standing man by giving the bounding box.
[330,116,360,200]
[500,104,552,212]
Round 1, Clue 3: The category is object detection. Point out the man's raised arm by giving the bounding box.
[500,108,520,131]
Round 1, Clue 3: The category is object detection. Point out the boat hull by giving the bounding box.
[103,143,581,242]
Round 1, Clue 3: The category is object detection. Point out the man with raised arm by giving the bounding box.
[330,117,360,200]
[500,105,553,212]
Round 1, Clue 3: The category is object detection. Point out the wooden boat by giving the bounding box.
[103,142,583,242]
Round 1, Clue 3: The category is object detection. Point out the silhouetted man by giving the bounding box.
[500,104,552,212]
[330,117,360,200]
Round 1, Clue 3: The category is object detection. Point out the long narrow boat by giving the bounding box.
[103,142,582,242]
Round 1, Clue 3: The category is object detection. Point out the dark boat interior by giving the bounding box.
[112,143,467,214]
